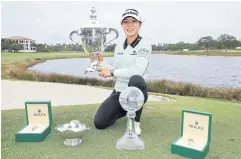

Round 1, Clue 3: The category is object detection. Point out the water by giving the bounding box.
[28,54,241,88]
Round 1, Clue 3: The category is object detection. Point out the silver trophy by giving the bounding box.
[69,7,118,74]
[55,120,90,146]
[116,87,145,151]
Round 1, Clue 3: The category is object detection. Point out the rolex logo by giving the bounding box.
[195,121,199,125]
[189,120,204,130]
[34,109,46,116]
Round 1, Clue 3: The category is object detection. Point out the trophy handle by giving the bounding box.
[69,29,83,43]
[105,28,119,45]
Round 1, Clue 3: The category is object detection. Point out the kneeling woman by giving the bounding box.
[94,8,152,136]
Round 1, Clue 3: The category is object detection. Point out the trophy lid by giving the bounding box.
[181,109,212,142]
[25,101,52,126]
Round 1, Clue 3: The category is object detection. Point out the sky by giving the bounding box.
[1,1,241,45]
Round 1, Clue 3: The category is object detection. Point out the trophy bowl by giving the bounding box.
[69,7,119,74]
[55,120,90,146]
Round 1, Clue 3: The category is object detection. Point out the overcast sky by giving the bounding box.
[1,1,241,45]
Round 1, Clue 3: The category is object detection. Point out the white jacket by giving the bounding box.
[108,35,152,92]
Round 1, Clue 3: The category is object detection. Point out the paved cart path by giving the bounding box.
[1,80,163,110]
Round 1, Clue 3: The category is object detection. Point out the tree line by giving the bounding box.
[1,38,24,52]
[152,34,241,51]
[1,38,116,53]
[1,34,241,53]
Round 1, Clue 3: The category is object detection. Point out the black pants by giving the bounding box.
[94,75,148,129]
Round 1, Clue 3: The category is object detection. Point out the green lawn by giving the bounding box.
[1,52,241,158]
[1,52,114,64]
[2,49,240,65]
[1,94,241,159]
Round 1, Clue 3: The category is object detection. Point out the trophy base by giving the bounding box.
[116,130,144,151]
[64,138,82,146]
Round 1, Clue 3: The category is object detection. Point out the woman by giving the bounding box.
[94,8,152,136]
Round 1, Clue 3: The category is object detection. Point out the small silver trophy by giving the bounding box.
[55,120,90,146]
[69,7,119,74]
[116,87,145,151]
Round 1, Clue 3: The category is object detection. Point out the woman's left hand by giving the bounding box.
[96,67,111,78]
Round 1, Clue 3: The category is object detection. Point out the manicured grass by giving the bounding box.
[1,94,241,159]
[1,52,114,64]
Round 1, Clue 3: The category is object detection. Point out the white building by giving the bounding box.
[235,47,241,50]
[7,36,36,52]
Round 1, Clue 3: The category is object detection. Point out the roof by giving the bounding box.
[7,36,34,41]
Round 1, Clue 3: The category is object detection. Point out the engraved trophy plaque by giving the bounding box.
[116,87,145,151]
[69,7,119,74]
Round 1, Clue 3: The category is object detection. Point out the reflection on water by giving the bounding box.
[28,54,241,88]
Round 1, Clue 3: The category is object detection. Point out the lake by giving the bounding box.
[28,54,241,88]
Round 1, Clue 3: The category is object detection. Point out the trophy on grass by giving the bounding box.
[55,120,90,146]
[69,7,118,74]
[116,87,145,151]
